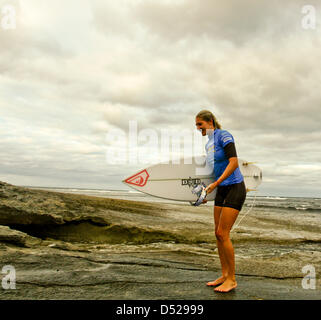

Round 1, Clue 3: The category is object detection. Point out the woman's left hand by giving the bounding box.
[205,181,219,194]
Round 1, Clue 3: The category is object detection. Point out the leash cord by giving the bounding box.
[232,191,258,232]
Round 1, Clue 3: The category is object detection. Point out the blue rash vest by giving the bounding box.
[205,129,243,186]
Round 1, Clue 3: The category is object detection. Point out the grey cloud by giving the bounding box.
[132,0,307,45]
[90,0,135,37]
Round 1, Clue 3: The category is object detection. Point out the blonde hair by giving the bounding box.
[196,109,222,129]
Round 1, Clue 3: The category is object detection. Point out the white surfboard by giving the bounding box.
[122,156,262,203]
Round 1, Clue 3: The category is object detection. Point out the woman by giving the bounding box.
[195,110,246,293]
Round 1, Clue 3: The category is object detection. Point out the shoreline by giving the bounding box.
[21,184,321,200]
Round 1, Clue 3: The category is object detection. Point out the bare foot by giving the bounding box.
[206,276,226,287]
[214,279,237,293]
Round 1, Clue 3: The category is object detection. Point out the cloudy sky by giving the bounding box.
[0,0,320,197]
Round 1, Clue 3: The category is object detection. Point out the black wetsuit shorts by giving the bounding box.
[215,181,247,211]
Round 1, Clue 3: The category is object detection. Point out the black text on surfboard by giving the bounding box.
[181,178,201,187]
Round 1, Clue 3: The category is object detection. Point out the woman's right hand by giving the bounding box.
[205,181,219,194]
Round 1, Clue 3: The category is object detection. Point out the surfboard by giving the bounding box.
[122,156,262,203]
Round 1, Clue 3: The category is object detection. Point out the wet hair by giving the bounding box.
[196,109,222,129]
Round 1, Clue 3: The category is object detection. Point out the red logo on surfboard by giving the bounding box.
[124,169,149,187]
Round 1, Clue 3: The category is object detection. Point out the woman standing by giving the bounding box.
[195,110,246,293]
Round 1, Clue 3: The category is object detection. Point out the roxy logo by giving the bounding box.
[2,265,16,289]
[124,169,149,187]
[1,4,16,30]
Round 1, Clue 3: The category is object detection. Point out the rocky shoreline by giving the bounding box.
[0,181,320,299]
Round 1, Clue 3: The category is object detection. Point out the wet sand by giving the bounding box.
[0,181,320,299]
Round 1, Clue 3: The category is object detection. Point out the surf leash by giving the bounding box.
[232,191,258,231]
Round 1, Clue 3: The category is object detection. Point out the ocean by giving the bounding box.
[26,186,321,213]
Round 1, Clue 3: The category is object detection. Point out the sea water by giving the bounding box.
[26,186,321,212]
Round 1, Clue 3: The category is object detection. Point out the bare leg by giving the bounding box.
[214,207,239,292]
[206,206,229,286]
